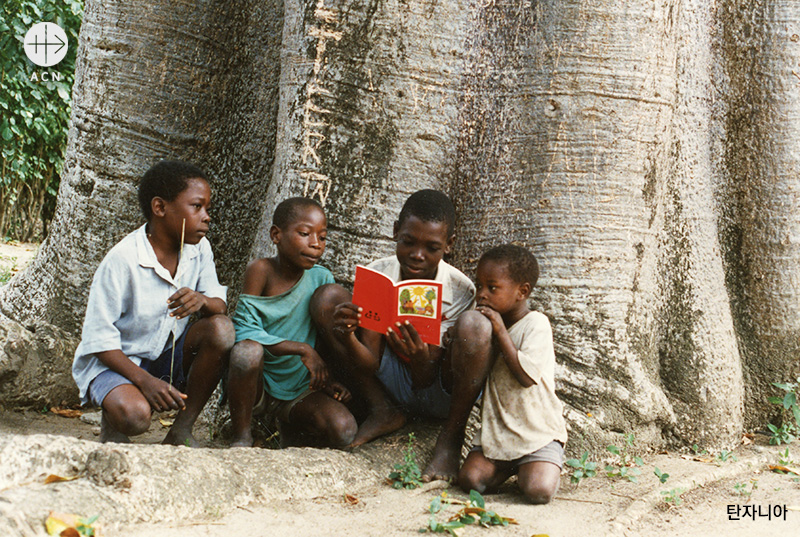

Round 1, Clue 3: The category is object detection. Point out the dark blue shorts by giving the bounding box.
[87,328,189,407]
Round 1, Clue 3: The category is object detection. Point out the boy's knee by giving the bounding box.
[454,310,492,340]
[520,481,557,505]
[326,411,357,447]
[203,314,236,350]
[458,465,488,494]
[229,340,263,377]
[310,283,350,321]
[109,399,151,435]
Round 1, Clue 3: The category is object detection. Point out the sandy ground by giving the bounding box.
[2,242,799,535]
[1,408,799,537]
[0,241,37,281]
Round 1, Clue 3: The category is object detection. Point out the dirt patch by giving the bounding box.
[1,408,799,536]
[0,241,37,283]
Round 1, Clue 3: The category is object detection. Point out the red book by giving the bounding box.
[352,265,443,346]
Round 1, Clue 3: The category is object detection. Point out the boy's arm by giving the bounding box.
[264,340,329,390]
[477,306,534,388]
[332,302,384,373]
[95,349,187,410]
[169,238,228,318]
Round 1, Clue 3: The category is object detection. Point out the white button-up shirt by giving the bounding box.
[72,224,227,403]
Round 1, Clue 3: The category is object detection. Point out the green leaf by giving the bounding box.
[1,127,12,141]
[783,392,797,410]
[607,445,620,455]
[469,489,485,508]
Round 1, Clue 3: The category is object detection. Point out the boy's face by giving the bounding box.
[271,205,327,270]
[475,259,529,315]
[393,215,454,281]
[159,177,212,245]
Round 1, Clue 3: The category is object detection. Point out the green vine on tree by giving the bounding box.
[0,0,83,241]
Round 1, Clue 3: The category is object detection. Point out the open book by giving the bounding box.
[351,265,443,346]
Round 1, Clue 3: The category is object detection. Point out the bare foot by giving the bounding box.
[230,434,254,448]
[162,428,200,448]
[422,438,461,483]
[350,409,406,448]
[99,413,131,444]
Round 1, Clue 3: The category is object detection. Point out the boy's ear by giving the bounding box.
[151,197,167,218]
[518,282,532,300]
[444,233,456,255]
[269,225,281,245]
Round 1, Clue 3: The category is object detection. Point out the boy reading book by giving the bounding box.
[313,189,493,482]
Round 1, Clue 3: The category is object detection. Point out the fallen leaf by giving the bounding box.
[45,474,79,484]
[45,513,79,536]
[45,512,99,537]
[158,418,174,427]
[50,407,82,419]
[741,434,754,445]
[343,493,359,505]
[768,464,800,476]
[680,454,714,463]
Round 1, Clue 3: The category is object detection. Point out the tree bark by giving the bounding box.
[2,0,798,452]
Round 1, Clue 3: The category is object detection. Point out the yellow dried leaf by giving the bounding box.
[343,493,359,505]
[44,474,79,484]
[45,512,78,536]
[158,418,175,427]
[768,464,800,476]
[50,407,82,419]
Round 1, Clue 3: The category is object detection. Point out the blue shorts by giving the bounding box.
[87,328,189,407]
[375,344,451,419]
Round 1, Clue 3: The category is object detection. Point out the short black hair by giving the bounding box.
[272,197,324,229]
[397,189,456,236]
[479,244,539,289]
[138,160,207,220]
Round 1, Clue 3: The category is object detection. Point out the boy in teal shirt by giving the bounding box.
[228,197,356,448]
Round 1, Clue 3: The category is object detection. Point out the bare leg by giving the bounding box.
[517,461,561,504]
[282,391,357,448]
[227,340,264,447]
[310,284,406,446]
[163,314,234,447]
[101,384,152,443]
[423,311,493,482]
[458,449,514,494]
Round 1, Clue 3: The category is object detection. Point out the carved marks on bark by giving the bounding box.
[300,1,343,207]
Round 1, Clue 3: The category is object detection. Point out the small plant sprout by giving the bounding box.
[605,434,643,483]
[716,450,738,464]
[388,433,422,489]
[661,488,685,507]
[565,451,598,485]
[733,480,758,498]
[422,491,517,535]
[690,443,708,456]
[778,448,796,467]
[767,380,800,445]
[654,467,669,484]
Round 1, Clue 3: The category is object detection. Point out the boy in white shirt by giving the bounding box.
[72,160,234,446]
[459,244,567,504]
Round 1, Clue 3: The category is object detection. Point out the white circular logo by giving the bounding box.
[24,22,68,67]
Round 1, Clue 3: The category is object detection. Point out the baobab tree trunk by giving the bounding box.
[1,0,798,453]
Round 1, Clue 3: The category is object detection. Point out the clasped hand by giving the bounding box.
[139,374,187,411]
[168,287,207,319]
